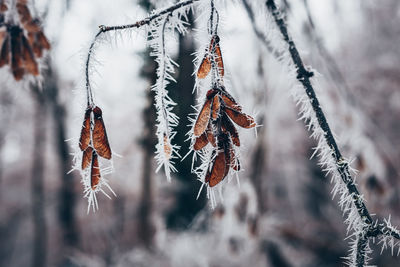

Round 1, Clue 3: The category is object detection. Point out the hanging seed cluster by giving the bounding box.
[79,106,112,190]
[194,34,256,187]
[0,0,50,80]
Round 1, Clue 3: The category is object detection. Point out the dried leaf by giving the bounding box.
[90,152,101,190]
[224,106,256,129]
[10,27,24,80]
[193,98,212,137]
[16,3,32,25]
[222,113,240,146]
[194,132,209,151]
[92,106,112,159]
[214,42,224,77]
[197,55,211,79]
[82,146,93,170]
[37,31,50,50]
[221,92,242,112]
[208,150,227,187]
[211,95,220,120]
[21,34,38,75]
[0,34,9,67]
[206,123,216,147]
[79,108,92,151]
[24,19,41,33]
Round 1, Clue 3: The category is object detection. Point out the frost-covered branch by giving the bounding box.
[266,0,400,266]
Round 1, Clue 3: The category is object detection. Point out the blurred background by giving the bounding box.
[1,0,400,266]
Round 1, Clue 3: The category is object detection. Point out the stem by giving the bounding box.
[84,0,199,106]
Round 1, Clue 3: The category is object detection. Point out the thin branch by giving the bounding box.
[84,0,199,107]
[265,0,400,265]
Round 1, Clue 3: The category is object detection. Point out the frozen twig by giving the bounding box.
[266,0,400,266]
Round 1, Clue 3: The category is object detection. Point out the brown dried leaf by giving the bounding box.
[37,31,50,50]
[90,152,101,190]
[222,113,240,146]
[211,95,220,120]
[82,146,93,170]
[24,19,41,33]
[194,132,209,151]
[224,107,256,129]
[16,3,32,25]
[79,108,92,151]
[206,123,216,147]
[197,55,211,79]
[21,35,38,75]
[193,98,212,137]
[0,34,9,67]
[92,106,112,159]
[208,150,227,187]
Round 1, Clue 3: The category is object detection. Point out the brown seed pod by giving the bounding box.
[206,123,216,147]
[82,146,93,170]
[194,98,212,137]
[211,94,220,120]
[90,151,101,190]
[79,108,92,151]
[24,19,41,33]
[224,106,256,129]
[194,132,209,151]
[221,113,240,146]
[197,54,211,79]
[208,150,227,187]
[37,31,50,50]
[92,106,112,159]
[214,42,224,77]
[0,34,9,67]
[16,3,32,26]
[221,92,242,112]
[10,27,24,80]
[21,34,38,75]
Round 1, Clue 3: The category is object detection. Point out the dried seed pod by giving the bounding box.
[224,106,256,129]
[0,34,9,67]
[10,27,24,80]
[206,123,216,147]
[194,132,209,151]
[90,151,101,190]
[194,98,212,137]
[21,34,38,75]
[16,3,32,25]
[221,92,242,112]
[92,106,112,160]
[79,108,92,151]
[37,31,50,50]
[197,55,211,79]
[214,42,224,77]
[82,146,93,170]
[163,133,172,160]
[208,150,227,187]
[221,113,240,146]
[24,19,41,33]
[211,94,220,120]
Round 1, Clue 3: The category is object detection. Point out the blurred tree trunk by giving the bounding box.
[166,11,206,229]
[31,88,47,267]
[43,65,79,265]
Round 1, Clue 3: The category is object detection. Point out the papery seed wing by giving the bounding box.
[197,55,211,79]
[222,113,240,146]
[82,146,93,170]
[194,132,209,151]
[193,98,212,137]
[224,107,256,129]
[221,92,242,112]
[0,34,10,67]
[206,123,216,147]
[211,95,220,120]
[79,108,92,151]
[92,106,112,159]
[21,34,38,75]
[208,150,227,187]
[90,151,101,190]
[215,42,224,77]
[16,3,32,25]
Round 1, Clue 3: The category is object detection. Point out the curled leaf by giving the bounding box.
[194,98,212,137]
[90,151,101,190]
[82,146,93,170]
[79,108,92,151]
[224,106,256,129]
[92,106,112,159]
